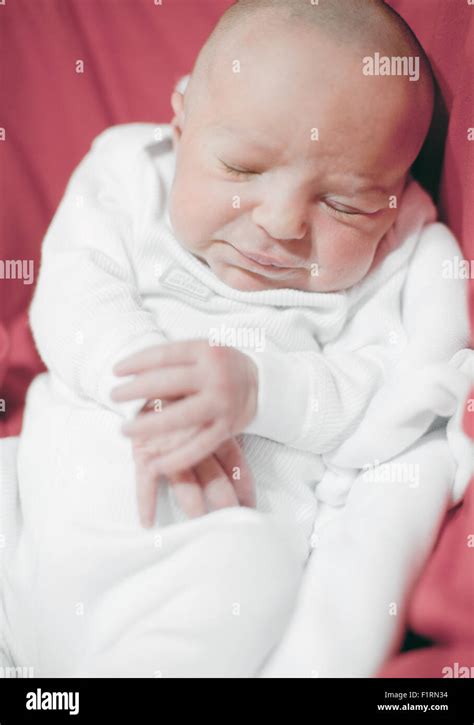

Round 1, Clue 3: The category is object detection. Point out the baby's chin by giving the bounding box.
[213,262,297,291]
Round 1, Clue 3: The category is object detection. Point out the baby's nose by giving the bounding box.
[252,201,308,242]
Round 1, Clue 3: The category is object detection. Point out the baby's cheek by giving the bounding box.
[333,239,372,270]
[317,225,372,270]
[311,228,380,290]
[169,179,206,243]
[170,175,233,247]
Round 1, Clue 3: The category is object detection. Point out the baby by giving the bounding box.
[3,0,472,679]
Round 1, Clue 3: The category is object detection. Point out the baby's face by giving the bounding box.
[169,24,425,292]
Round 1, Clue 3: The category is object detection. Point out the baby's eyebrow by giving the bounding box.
[349,183,389,198]
[209,124,279,152]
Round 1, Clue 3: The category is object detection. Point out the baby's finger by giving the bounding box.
[121,394,211,439]
[214,438,256,509]
[147,420,228,477]
[114,340,203,376]
[139,425,201,459]
[111,366,197,403]
[168,468,207,519]
[134,447,160,528]
[193,455,240,512]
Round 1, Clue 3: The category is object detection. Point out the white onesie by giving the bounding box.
[2,122,472,678]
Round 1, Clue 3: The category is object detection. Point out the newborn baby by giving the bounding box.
[4,0,473,679]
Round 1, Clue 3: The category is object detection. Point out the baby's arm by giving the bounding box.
[29,126,166,419]
[111,330,386,474]
[321,223,472,482]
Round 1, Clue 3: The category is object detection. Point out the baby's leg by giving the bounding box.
[260,428,455,678]
[72,508,303,678]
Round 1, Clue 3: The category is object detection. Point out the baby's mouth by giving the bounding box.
[227,242,302,272]
[241,251,297,269]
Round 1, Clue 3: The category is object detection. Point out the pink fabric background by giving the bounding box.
[0,0,472,677]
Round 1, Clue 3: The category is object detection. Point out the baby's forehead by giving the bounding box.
[186,3,433,178]
[205,40,412,130]
[194,2,433,109]
[206,16,412,109]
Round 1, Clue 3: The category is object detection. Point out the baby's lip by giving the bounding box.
[235,247,302,269]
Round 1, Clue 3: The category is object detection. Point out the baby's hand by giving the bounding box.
[132,427,256,528]
[111,340,259,476]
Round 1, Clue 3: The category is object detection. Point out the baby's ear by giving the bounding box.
[170,91,185,146]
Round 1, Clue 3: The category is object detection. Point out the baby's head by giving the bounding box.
[168,0,434,292]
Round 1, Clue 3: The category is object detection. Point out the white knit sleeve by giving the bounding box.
[323,222,472,480]
[29,126,167,419]
[243,345,385,454]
